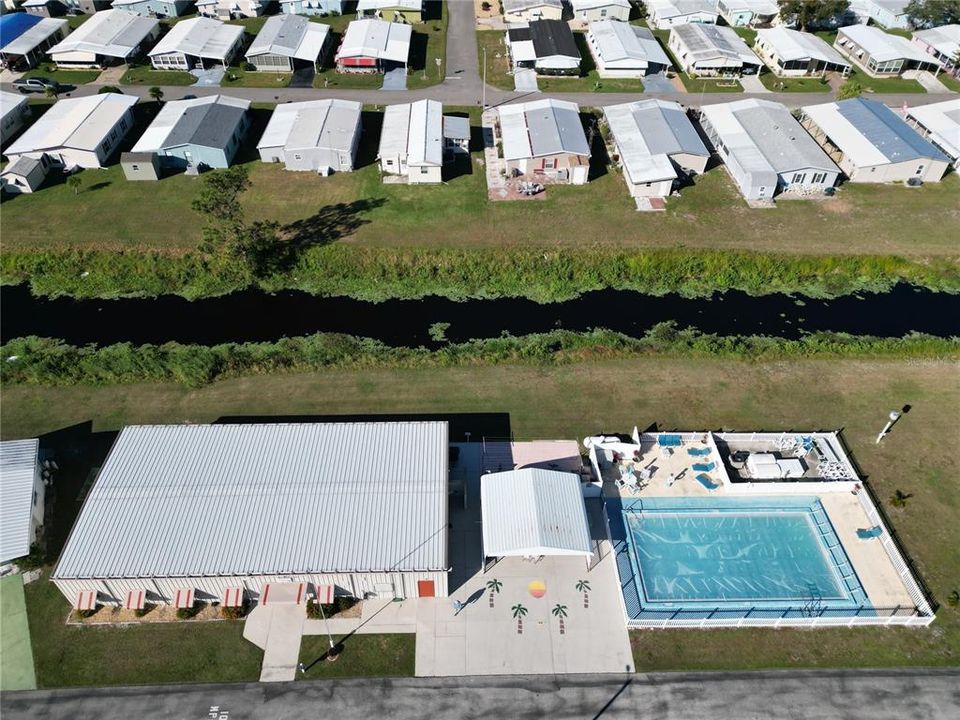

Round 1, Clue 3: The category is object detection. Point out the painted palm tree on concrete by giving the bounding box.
[576,579,591,609]
[486,578,502,608]
[511,603,528,634]
[552,604,568,635]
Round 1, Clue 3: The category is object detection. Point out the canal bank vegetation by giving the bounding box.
[3,326,957,389]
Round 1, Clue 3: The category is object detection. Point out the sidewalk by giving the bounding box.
[302,598,417,636]
[243,603,307,683]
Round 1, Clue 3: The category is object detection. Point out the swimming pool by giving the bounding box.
[613,496,870,619]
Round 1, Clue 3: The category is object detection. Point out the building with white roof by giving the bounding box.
[506,19,581,75]
[335,17,411,72]
[603,99,709,198]
[357,0,424,23]
[258,98,362,174]
[645,0,719,30]
[0,155,52,194]
[801,97,950,183]
[130,95,250,172]
[716,0,779,27]
[245,14,332,73]
[835,24,939,77]
[1,91,31,144]
[195,0,264,20]
[699,98,839,201]
[502,0,564,23]
[850,0,910,30]
[569,0,632,23]
[5,92,137,169]
[280,0,345,17]
[0,13,67,70]
[109,0,195,19]
[905,98,960,168]
[497,98,591,184]
[149,17,244,71]
[51,422,451,606]
[754,27,851,77]
[47,9,158,69]
[0,439,43,564]
[668,22,762,76]
[378,99,445,183]
[913,25,960,77]
[481,469,593,560]
[586,19,671,78]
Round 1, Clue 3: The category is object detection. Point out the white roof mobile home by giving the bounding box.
[148,16,244,70]
[502,0,564,23]
[47,9,159,68]
[699,98,839,201]
[335,18,411,71]
[645,0,719,29]
[246,13,331,72]
[904,98,960,168]
[258,98,363,174]
[569,0,632,22]
[0,439,42,564]
[1,90,31,144]
[0,16,67,69]
[586,19,671,78]
[52,422,450,605]
[378,99,444,183]
[498,98,591,184]
[668,22,762,76]
[835,24,938,76]
[754,27,851,77]
[912,24,960,72]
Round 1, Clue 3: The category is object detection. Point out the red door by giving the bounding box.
[417,580,435,598]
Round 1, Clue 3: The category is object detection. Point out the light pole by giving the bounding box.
[482,47,487,108]
[436,56,442,82]
[316,599,338,660]
[876,410,902,444]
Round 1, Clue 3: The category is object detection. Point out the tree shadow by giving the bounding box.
[582,112,608,181]
[407,32,429,73]
[356,110,384,168]
[442,153,473,182]
[234,107,274,165]
[86,181,111,192]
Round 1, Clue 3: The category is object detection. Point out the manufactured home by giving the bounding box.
[257,98,362,174]
[498,98,591,185]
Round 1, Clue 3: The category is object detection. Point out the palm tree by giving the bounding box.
[576,579,591,609]
[890,489,911,508]
[44,84,58,100]
[551,604,568,635]
[486,578,502,608]
[511,603,527,634]
[148,86,164,103]
[66,175,82,195]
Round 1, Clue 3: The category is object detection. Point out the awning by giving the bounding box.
[221,586,244,608]
[339,57,377,67]
[260,581,306,606]
[314,584,334,604]
[173,587,195,609]
[74,590,97,611]
[124,589,146,610]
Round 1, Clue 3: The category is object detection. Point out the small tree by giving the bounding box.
[889,489,911,508]
[98,85,122,94]
[148,86,164,103]
[511,603,527,634]
[576,579,591,609]
[551,604,568,634]
[836,79,863,101]
[486,578,502,607]
[947,590,960,607]
[66,175,82,195]
[44,84,58,100]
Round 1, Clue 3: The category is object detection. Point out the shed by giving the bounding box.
[257,98,362,174]
[51,422,451,605]
[121,151,161,180]
[586,19,671,78]
[378,99,444,183]
[335,18,411,73]
[481,469,592,560]
[0,439,43,563]
[801,98,950,183]
[502,0,564,23]
[905,99,960,168]
[443,114,470,154]
[148,16,244,71]
[498,98,591,184]
[645,0,719,30]
[47,9,160,69]
[1,91,32,145]
[835,24,938,77]
[668,22,761,77]
[0,13,68,70]
[716,0,778,27]
[246,13,331,73]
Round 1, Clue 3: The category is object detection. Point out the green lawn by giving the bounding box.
[0,575,37,691]
[2,357,958,675]
[66,15,91,30]
[298,635,415,678]
[936,73,960,92]
[221,66,292,88]
[121,64,197,86]
[848,68,926,94]
[22,66,100,86]
[759,71,832,92]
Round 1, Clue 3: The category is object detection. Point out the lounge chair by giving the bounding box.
[686,447,711,457]
[856,526,883,540]
[692,461,716,472]
[658,435,683,447]
[696,473,718,491]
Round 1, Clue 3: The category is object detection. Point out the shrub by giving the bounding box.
[73,607,98,620]
[481,1,491,9]
[16,542,46,570]
[221,601,248,620]
[243,62,255,72]
[134,604,152,618]
[176,602,200,619]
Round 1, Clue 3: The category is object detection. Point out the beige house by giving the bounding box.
[498,98,591,184]
[378,99,444,184]
[502,0,564,23]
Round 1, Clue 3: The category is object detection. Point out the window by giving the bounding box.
[101,141,110,152]
[543,157,557,169]
[916,165,924,174]
[812,172,827,184]
[420,167,429,174]
[294,154,302,160]
[131,164,139,171]
[386,159,393,165]
[791,173,805,184]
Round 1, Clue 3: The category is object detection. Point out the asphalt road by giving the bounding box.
[3,668,959,720]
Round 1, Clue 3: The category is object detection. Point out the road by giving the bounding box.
[3,668,959,720]
[1,0,953,111]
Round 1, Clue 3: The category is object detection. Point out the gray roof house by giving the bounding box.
[754,27,851,78]
[109,0,196,19]
[246,14,332,73]
[257,98,363,174]
[498,98,591,184]
[130,95,251,172]
[801,98,951,184]
[0,155,52,194]
[47,9,159,68]
[668,22,761,77]
[507,19,581,75]
[699,98,840,202]
[1,91,31,145]
[835,24,938,77]
[148,16,244,71]
[603,99,709,199]
[0,439,43,564]
[51,422,451,606]
[586,19,671,78]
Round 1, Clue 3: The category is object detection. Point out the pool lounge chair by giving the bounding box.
[856,526,883,540]
[696,473,718,491]
[692,461,716,472]
[658,435,683,447]
[686,447,711,457]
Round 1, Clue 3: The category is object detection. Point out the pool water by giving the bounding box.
[617,496,869,614]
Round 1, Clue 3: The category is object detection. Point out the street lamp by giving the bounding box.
[875,410,902,444]
[482,47,487,108]
[316,599,339,661]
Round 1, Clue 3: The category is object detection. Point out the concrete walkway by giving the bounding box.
[513,68,539,92]
[739,74,770,93]
[243,604,307,683]
[303,599,417,636]
[914,70,954,93]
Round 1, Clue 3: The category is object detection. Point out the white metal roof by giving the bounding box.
[503,0,563,13]
[246,13,330,62]
[481,469,592,557]
[498,98,590,160]
[0,17,67,56]
[913,24,960,59]
[53,422,449,579]
[721,0,778,14]
[570,0,631,10]
[671,23,760,67]
[132,94,250,153]
[837,24,930,63]
[357,0,423,11]
[336,18,411,64]
[756,27,850,67]
[700,98,838,177]
[589,19,670,68]
[6,93,137,157]
[48,10,157,60]
[905,98,960,161]
[257,98,362,153]
[379,99,443,167]
[148,17,243,61]
[604,99,709,184]
[647,0,719,21]
[0,90,28,125]
[0,439,39,562]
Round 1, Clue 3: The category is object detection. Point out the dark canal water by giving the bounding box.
[2,284,958,347]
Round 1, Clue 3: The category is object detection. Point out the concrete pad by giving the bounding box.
[381,67,408,91]
[739,74,769,93]
[642,72,675,93]
[256,604,307,683]
[513,68,539,92]
[190,67,225,87]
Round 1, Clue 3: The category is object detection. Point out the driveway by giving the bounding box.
[190,67,226,87]
[642,72,675,93]
[381,67,408,91]
[739,73,770,93]
[513,68,539,92]
[912,70,953,93]
[289,66,314,89]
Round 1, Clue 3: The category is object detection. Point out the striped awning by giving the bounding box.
[221,586,244,608]
[260,582,306,606]
[173,587,195,609]
[74,590,97,611]
[314,584,334,604]
[124,589,146,610]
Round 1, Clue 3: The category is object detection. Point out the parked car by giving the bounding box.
[12,77,60,94]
